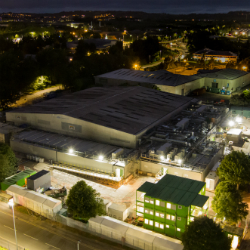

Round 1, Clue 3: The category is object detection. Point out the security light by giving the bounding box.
[160,155,165,161]
[98,155,104,161]
[236,117,242,123]
[69,148,74,154]
[178,159,182,164]
[228,120,235,127]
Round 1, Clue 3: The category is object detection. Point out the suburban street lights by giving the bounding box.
[8,198,18,250]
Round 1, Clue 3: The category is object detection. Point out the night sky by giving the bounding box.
[1,0,250,14]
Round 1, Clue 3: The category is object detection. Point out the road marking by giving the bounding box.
[24,233,38,240]
[0,235,25,249]
[4,225,14,230]
[0,210,98,250]
[45,243,61,249]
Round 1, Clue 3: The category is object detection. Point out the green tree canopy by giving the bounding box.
[181,216,231,250]
[0,143,17,182]
[217,151,250,190]
[212,182,248,224]
[66,180,105,220]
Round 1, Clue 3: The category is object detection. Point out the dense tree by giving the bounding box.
[73,40,96,60]
[212,182,248,224]
[217,151,250,190]
[36,48,68,85]
[181,216,231,250]
[66,181,105,220]
[0,143,18,182]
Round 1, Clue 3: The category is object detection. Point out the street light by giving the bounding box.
[8,198,18,250]
[236,117,242,123]
[98,155,104,161]
[69,148,74,154]
[228,120,235,127]
[77,240,81,250]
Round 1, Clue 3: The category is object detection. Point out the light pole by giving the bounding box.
[9,198,18,250]
[77,240,81,250]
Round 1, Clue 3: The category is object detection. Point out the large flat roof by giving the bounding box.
[13,129,132,157]
[97,69,201,86]
[198,68,249,80]
[9,87,195,135]
[138,174,208,207]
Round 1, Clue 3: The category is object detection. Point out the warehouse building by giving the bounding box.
[136,174,208,239]
[193,48,237,63]
[94,68,250,96]
[10,129,136,180]
[6,87,198,149]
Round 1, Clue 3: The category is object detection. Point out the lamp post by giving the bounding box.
[77,240,81,250]
[8,198,18,250]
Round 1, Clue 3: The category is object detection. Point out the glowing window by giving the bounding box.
[160,224,164,229]
[160,213,164,218]
[171,215,175,221]
[150,211,153,215]
[177,228,181,232]
[166,214,170,220]
[145,209,149,214]
[156,200,160,206]
[155,212,159,217]
[149,220,153,226]
[155,222,159,228]
[166,224,169,228]
[167,203,171,209]
[144,219,148,224]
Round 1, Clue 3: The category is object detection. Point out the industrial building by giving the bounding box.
[6,87,198,148]
[138,103,228,181]
[27,170,51,191]
[94,68,250,96]
[136,174,208,239]
[10,129,135,180]
[193,48,237,63]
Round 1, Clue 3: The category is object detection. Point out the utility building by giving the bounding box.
[6,87,197,149]
[136,174,208,239]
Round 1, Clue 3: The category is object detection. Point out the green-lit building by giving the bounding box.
[136,174,209,239]
[1,170,36,191]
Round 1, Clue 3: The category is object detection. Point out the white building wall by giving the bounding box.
[6,112,137,148]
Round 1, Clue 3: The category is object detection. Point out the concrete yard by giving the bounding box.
[34,163,155,209]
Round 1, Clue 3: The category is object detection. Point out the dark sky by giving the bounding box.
[1,0,250,14]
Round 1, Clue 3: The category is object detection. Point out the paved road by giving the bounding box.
[11,85,63,108]
[0,204,125,250]
[0,209,83,250]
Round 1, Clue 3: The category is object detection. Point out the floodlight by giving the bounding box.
[98,155,104,161]
[160,155,165,161]
[228,120,235,127]
[236,117,242,123]
[69,148,74,154]
[178,159,182,164]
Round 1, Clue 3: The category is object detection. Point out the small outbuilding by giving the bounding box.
[27,170,51,191]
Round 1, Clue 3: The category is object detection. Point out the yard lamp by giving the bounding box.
[134,64,138,70]
[178,159,182,165]
[160,155,165,161]
[228,120,235,127]
[69,148,74,154]
[8,198,18,250]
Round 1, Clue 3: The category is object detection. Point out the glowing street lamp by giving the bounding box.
[228,120,235,127]
[160,155,165,161]
[69,148,74,154]
[134,64,138,70]
[8,198,18,250]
